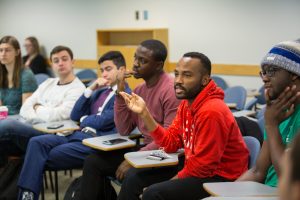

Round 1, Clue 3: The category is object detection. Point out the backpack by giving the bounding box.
[64,176,117,200]
[63,177,81,200]
[0,158,23,200]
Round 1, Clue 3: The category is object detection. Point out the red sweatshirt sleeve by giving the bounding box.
[150,108,184,153]
[177,111,231,178]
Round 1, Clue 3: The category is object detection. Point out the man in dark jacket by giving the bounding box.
[18,51,127,200]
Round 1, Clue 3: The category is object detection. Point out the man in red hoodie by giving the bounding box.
[119,52,249,200]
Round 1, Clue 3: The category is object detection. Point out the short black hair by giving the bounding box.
[50,45,73,60]
[98,51,126,69]
[140,39,167,62]
[183,52,211,75]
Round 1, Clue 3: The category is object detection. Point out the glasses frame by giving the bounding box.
[259,66,281,78]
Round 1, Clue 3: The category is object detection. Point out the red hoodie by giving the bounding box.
[151,80,249,180]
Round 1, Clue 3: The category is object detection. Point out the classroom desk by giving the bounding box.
[226,103,237,109]
[233,110,256,117]
[203,181,278,197]
[32,120,80,134]
[247,89,261,97]
[82,133,136,151]
[124,150,179,168]
[202,197,278,200]
[7,114,27,122]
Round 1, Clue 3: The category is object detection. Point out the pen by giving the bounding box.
[146,155,164,161]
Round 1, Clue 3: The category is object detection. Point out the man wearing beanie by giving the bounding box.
[238,39,300,187]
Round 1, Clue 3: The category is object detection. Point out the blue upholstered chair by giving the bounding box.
[224,86,247,111]
[211,75,228,90]
[75,69,97,86]
[243,136,261,168]
[35,73,50,85]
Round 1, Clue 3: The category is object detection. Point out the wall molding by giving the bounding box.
[167,62,260,76]
[72,59,260,76]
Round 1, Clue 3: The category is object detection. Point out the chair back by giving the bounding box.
[243,136,261,168]
[224,86,247,111]
[244,98,258,110]
[257,86,266,105]
[211,76,228,90]
[76,69,97,86]
[76,69,97,80]
[35,73,50,85]
[257,117,265,138]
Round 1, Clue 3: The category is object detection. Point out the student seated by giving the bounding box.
[118,52,249,200]
[237,39,300,187]
[0,35,37,116]
[23,36,49,75]
[80,39,181,200]
[0,45,85,168]
[279,133,300,200]
[17,51,126,200]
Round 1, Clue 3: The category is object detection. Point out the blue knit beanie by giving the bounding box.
[261,39,300,76]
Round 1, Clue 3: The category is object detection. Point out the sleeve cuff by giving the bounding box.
[80,115,88,123]
[84,88,93,98]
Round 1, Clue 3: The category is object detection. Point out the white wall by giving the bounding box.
[1,0,300,89]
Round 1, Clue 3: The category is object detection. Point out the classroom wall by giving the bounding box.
[1,0,300,89]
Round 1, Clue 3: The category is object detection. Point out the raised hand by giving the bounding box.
[119,92,146,114]
[264,85,300,127]
[88,77,109,91]
[116,67,135,93]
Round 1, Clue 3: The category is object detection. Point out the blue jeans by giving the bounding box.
[17,132,96,198]
[0,118,45,159]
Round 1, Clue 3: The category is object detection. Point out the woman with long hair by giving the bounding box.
[23,36,49,74]
[0,35,37,115]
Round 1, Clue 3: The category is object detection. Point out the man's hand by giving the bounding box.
[88,77,109,91]
[115,160,132,181]
[264,85,300,128]
[116,67,134,93]
[119,92,146,114]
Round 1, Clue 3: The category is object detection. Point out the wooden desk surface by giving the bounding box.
[247,89,261,97]
[226,103,237,109]
[203,181,278,197]
[82,133,136,151]
[202,197,278,200]
[124,150,179,168]
[233,110,256,117]
[33,120,80,134]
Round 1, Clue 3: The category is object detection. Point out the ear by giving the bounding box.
[156,61,164,71]
[202,75,210,86]
[119,66,126,70]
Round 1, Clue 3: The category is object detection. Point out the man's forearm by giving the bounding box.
[236,168,265,183]
[265,125,285,176]
[140,107,158,132]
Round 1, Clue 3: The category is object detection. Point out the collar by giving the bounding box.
[111,84,118,92]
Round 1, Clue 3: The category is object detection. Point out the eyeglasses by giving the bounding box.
[259,66,281,78]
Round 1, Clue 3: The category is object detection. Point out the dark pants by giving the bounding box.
[80,149,134,200]
[118,153,228,200]
[141,176,229,200]
[18,132,96,198]
[118,166,178,200]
